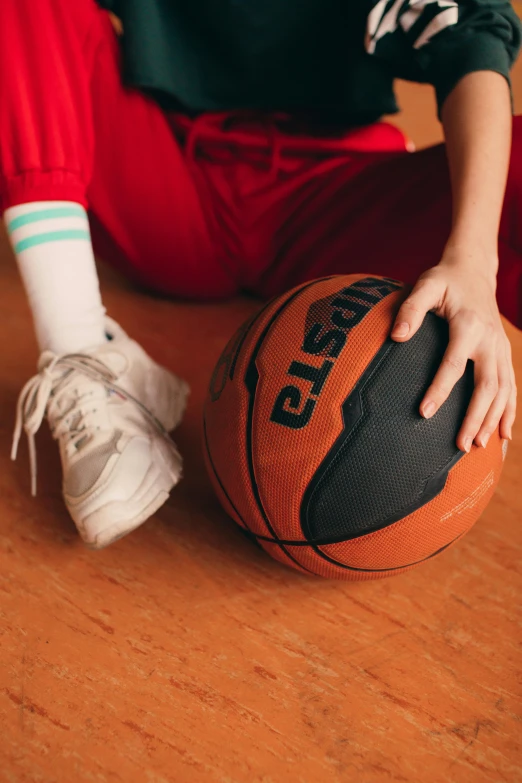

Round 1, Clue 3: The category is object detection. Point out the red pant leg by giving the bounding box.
[253,117,522,328]
[0,0,235,299]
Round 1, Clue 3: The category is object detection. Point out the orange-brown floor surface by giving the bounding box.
[2,42,522,783]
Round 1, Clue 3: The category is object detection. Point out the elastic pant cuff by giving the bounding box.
[0,170,87,214]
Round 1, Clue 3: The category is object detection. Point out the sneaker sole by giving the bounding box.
[85,487,172,550]
[73,438,181,549]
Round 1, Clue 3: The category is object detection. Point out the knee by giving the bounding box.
[500,115,522,240]
[0,0,110,104]
[507,116,522,198]
[511,116,522,162]
[0,0,104,47]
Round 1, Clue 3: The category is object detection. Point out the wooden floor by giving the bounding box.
[2,36,522,783]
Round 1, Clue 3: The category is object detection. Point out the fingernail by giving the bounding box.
[422,401,436,418]
[508,428,513,440]
[480,432,491,448]
[463,436,472,453]
[393,322,409,338]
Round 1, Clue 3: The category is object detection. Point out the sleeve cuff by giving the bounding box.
[429,32,512,116]
[97,0,119,12]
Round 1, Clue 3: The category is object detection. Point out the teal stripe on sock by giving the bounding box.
[14,229,91,253]
[7,205,86,232]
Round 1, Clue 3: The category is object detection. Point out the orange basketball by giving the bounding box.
[203,275,506,580]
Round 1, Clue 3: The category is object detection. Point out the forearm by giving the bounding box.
[441,70,512,276]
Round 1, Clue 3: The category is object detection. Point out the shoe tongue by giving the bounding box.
[37,343,126,376]
[90,346,128,376]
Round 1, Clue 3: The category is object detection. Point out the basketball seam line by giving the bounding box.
[300,337,395,541]
[243,279,336,574]
[202,289,302,529]
[202,415,252,532]
[310,531,466,573]
[313,530,466,572]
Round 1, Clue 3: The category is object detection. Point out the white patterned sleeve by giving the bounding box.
[365,0,522,113]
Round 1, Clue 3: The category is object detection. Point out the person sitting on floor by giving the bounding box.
[2,0,521,548]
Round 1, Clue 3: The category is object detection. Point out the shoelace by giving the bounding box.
[12,353,176,497]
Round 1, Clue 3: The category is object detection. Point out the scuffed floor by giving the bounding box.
[1,240,521,783]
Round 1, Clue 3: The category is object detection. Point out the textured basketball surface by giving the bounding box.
[203,275,505,580]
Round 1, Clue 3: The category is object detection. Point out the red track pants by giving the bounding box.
[1,0,522,325]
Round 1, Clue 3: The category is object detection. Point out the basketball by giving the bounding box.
[203,274,506,580]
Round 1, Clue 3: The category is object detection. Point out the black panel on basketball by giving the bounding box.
[301,313,474,542]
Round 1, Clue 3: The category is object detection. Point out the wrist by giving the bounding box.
[446,224,498,257]
[440,237,499,285]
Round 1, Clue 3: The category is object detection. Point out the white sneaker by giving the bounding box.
[12,319,190,549]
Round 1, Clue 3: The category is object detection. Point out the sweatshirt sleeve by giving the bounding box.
[96,0,121,13]
[365,1,522,114]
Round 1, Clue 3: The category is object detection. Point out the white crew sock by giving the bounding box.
[5,201,107,354]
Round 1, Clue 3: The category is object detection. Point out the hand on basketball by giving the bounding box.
[391,254,516,452]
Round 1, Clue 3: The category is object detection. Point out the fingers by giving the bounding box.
[394,272,517,449]
[499,344,517,440]
[457,335,516,449]
[420,313,476,425]
[457,353,500,451]
[500,378,517,441]
[400,268,517,449]
[392,277,441,342]
[474,373,512,447]
[421,321,516,451]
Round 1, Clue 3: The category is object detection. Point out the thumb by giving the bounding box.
[391,277,442,342]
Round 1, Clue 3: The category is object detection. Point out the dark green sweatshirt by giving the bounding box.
[98,0,521,125]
